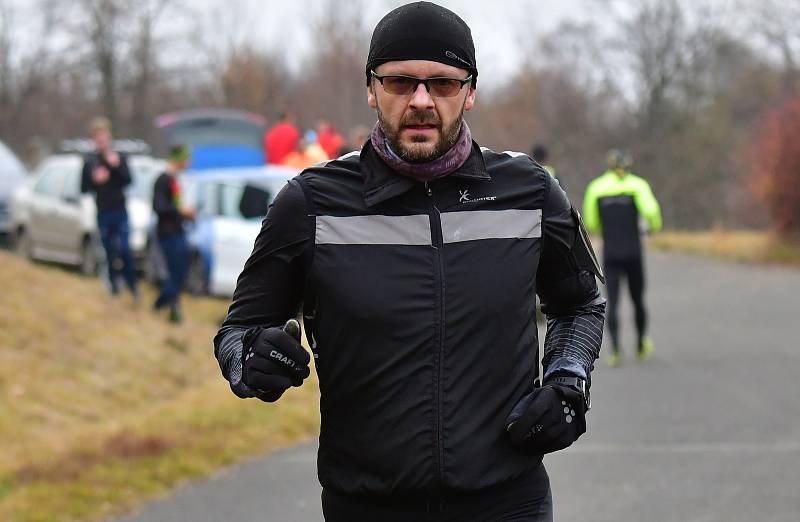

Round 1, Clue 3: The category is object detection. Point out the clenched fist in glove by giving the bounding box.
[505,380,588,455]
[240,319,311,402]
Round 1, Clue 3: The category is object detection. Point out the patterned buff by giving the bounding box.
[370,120,473,182]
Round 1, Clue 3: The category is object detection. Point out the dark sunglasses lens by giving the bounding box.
[378,75,467,97]
[428,78,462,97]
[382,76,417,95]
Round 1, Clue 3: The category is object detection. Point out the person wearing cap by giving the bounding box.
[152,145,194,323]
[531,143,564,191]
[214,2,605,520]
[583,150,662,367]
[80,116,139,300]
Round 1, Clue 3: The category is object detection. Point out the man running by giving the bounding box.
[215,3,605,520]
[583,150,662,366]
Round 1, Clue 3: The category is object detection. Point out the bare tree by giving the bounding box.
[0,0,14,136]
[618,0,690,136]
[219,45,292,117]
[128,0,174,138]
[73,0,132,128]
[296,0,374,131]
[745,0,800,90]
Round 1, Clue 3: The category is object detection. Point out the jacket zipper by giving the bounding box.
[426,181,445,483]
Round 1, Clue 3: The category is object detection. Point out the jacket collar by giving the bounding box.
[361,139,490,207]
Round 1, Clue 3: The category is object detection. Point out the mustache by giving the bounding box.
[401,110,440,127]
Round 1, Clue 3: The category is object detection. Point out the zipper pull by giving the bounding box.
[425,182,433,197]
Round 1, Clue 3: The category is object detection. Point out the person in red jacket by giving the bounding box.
[264,112,300,164]
[317,120,346,159]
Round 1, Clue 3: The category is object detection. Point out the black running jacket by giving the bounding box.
[214,140,605,496]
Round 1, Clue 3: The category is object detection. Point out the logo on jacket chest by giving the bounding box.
[457,188,496,205]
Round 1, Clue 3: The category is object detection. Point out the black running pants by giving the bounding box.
[604,256,647,350]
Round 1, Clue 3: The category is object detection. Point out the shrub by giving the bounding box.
[749,93,800,240]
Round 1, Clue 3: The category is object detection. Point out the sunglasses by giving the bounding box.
[370,70,473,98]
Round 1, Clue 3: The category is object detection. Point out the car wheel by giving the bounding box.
[14,227,32,259]
[79,236,99,275]
[185,252,208,296]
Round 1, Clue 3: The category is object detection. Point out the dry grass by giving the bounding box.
[648,230,800,267]
[0,252,320,521]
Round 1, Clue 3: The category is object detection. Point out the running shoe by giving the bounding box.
[637,337,654,361]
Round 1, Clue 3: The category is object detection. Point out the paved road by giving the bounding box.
[117,251,800,521]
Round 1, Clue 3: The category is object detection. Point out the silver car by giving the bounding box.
[10,153,162,274]
[0,141,28,236]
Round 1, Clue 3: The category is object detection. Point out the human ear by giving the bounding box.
[464,86,476,111]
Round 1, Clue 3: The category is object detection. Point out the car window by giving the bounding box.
[33,167,66,198]
[60,168,81,201]
[215,182,272,219]
[216,183,247,218]
[238,184,272,219]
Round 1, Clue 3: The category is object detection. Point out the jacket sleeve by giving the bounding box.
[634,178,662,232]
[117,153,132,188]
[536,173,606,386]
[81,155,95,193]
[152,175,181,221]
[213,179,311,398]
[581,178,601,235]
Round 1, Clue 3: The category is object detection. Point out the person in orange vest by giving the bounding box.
[282,130,329,169]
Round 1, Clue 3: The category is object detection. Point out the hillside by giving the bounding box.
[0,253,320,521]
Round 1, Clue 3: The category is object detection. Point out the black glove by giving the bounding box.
[240,319,310,402]
[505,382,587,454]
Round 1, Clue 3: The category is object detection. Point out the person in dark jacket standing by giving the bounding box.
[152,145,193,323]
[214,3,605,520]
[81,117,138,299]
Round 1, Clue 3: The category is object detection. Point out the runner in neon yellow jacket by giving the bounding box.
[583,150,662,366]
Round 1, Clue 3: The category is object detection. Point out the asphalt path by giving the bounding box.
[116,251,800,521]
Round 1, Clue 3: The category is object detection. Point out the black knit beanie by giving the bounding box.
[366,2,477,86]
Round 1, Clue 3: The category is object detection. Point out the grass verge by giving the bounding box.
[648,230,800,267]
[0,252,320,521]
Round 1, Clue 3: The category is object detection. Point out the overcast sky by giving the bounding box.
[190,0,593,86]
[6,0,753,90]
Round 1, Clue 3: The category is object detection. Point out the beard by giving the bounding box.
[377,103,465,163]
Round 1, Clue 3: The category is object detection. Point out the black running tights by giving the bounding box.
[604,256,647,350]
